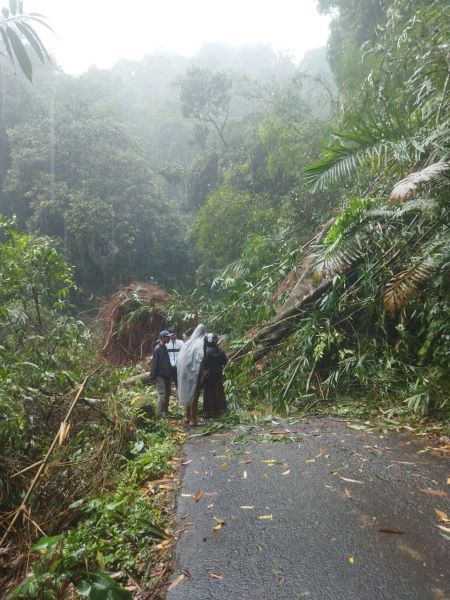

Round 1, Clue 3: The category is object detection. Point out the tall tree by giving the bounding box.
[177,67,232,147]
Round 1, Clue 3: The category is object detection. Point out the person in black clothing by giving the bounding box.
[150,330,171,416]
[201,333,227,418]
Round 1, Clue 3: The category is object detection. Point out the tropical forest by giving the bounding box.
[0,0,449,598]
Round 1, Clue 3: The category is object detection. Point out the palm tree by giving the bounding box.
[0,0,52,82]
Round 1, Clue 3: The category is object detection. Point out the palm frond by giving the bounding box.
[366,198,440,219]
[304,126,426,193]
[384,259,433,312]
[389,162,450,203]
[313,234,365,274]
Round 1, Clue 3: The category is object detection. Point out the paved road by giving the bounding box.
[167,418,450,600]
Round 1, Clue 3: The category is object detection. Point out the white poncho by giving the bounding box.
[177,324,205,407]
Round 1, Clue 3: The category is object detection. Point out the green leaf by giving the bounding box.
[143,522,169,539]
[76,580,92,597]
[68,498,85,509]
[0,27,14,63]
[31,534,63,552]
[16,21,44,62]
[6,25,32,81]
[27,14,56,35]
[76,573,132,600]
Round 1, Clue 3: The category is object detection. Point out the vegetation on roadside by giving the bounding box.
[1,0,449,596]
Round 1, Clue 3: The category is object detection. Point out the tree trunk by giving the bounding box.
[229,219,335,364]
[0,120,11,193]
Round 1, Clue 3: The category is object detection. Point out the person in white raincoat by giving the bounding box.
[177,324,206,425]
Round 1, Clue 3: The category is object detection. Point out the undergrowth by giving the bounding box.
[7,413,182,600]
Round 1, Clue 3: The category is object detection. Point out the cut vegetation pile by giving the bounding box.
[98,283,171,366]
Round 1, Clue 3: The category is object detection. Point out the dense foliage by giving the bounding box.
[202,0,450,418]
[1,0,449,596]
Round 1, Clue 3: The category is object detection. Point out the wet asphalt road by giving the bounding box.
[166,418,450,600]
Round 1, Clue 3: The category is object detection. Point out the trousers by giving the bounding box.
[156,376,171,415]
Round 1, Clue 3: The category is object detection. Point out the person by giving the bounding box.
[202,333,227,418]
[177,324,206,426]
[150,330,171,416]
[166,330,184,390]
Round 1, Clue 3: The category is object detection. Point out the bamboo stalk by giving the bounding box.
[0,367,100,547]
[10,460,44,479]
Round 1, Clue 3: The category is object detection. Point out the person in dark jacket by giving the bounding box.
[202,333,227,418]
[150,330,171,416]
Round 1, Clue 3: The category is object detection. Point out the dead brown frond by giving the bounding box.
[384,260,432,312]
[389,161,450,203]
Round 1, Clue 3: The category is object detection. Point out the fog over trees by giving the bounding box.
[1,1,449,596]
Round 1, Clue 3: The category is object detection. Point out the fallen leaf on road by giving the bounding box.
[305,459,316,464]
[282,469,291,476]
[437,524,450,534]
[447,477,450,485]
[344,488,352,499]
[181,493,192,497]
[331,466,347,474]
[213,523,223,532]
[398,543,425,562]
[258,514,273,520]
[432,587,448,600]
[348,556,355,564]
[434,509,450,523]
[419,488,448,498]
[240,505,254,509]
[263,473,269,479]
[220,463,228,469]
[261,460,278,466]
[243,470,248,479]
[379,528,404,534]
[167,574,185,591]
[209,572,223,580]
[182,460,191,465]
[193,491,204,502]
[347,423,367,430]
[340,477,364,484]
[257,544,263,552]
[207,503,214,509]
[181,568,192,580]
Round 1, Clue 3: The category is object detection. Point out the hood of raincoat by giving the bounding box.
[177,324,206,406]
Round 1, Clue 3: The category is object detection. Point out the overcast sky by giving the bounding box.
[26,0,330,74]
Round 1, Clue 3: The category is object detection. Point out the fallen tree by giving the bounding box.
[229,220,334,363]
[98,283,170,365]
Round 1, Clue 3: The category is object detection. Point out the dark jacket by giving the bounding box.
[203,344,227,381]
[151,343,171,379]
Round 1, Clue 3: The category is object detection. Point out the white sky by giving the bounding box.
[26,0,330,74]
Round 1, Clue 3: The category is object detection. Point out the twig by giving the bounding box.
[0,367,100,547]
[10,460,44,479]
